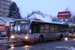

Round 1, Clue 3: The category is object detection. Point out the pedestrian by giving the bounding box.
[7,28,10,41]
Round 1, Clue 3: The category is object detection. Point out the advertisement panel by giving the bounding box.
[0,24,5,31]
[57,11,71,18]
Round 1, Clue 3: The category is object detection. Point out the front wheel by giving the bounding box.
[39,36,44,43]
[57,35,63,41]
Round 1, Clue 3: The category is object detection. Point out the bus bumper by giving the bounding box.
[11,38,39,42]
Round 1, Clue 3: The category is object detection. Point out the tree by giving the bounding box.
[64,8,73,23]
[65,7,73,17]
[52,17,59,22]
[8,2,22,19]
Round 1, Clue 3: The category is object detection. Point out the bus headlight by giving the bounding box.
[11,35,14,39]
[25,36,29,39]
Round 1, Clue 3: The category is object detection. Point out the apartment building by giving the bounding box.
[0,0,11,17]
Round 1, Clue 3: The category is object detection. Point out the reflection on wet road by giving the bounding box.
[8,38,75,50]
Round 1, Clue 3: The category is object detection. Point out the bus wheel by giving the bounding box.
[39,36,44,43]
[57,34,63,41]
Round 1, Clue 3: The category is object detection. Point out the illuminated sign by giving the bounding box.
[21,21,27,23]
[69,26,75,28]
[16,21,29,24]
[16,22,18,23]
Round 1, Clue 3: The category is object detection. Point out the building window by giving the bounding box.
[3,12,6,14]
[0,0,2,1]
[0,7,1,9]
[4,4,7,6]
[3,8,7,10]
[0,3,1,5]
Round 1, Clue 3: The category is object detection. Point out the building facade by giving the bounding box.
[0,0,11,17]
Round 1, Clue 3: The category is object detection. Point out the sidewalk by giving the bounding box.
[0,39,22,50]
[0,44,8,50]
[0,37,22,44]
[0,40,21,44]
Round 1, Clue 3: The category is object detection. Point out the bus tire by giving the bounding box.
[57,34,63,41]
[39,36,44,43]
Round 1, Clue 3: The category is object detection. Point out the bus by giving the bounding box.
[69,26,75,38]
[11,20,69,42]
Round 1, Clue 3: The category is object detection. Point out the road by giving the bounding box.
[8,38,75,50]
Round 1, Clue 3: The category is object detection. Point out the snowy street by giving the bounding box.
[7,38,75,50]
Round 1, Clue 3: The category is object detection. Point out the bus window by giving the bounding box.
[58,25,67,32]
[45,25,49,33]
[69,29,74,33]
[14,25,17,32]
[55,25,58,32]
[50,25,55,32]
[33,26,37,33]
[25,25,29,30]
[20,25,25,32]
[32,24,39,33]
[58,25,62,32]
[18,25,20,31]
[40,25,44,33]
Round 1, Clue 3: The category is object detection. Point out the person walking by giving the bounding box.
[7,28,10,41]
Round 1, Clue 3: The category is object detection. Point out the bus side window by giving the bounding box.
[32,24,39,33]
[50,25,55,32]
[45,25,49,33]
[55,25,58,32]
[40,25,44,33]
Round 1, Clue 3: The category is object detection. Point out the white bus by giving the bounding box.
[11,20,69,42]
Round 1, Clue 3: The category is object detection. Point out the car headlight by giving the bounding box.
[65,37,68,41]
[25,36,29,39]
[11,35,14,39]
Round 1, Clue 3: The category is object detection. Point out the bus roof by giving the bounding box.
[31,21,68,25]
[14,19,68,25]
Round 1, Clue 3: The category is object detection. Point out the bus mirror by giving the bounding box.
[29,29,31,33]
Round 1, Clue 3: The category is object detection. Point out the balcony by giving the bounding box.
[2,5,9,9]
[0,13,8,17]
[0,2,4,4]
[0,1,11,5]
[0,9,3,11]
[5,2,11,5]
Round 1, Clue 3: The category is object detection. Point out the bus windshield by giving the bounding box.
[69,26,75,33]
[13,20,30,34]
